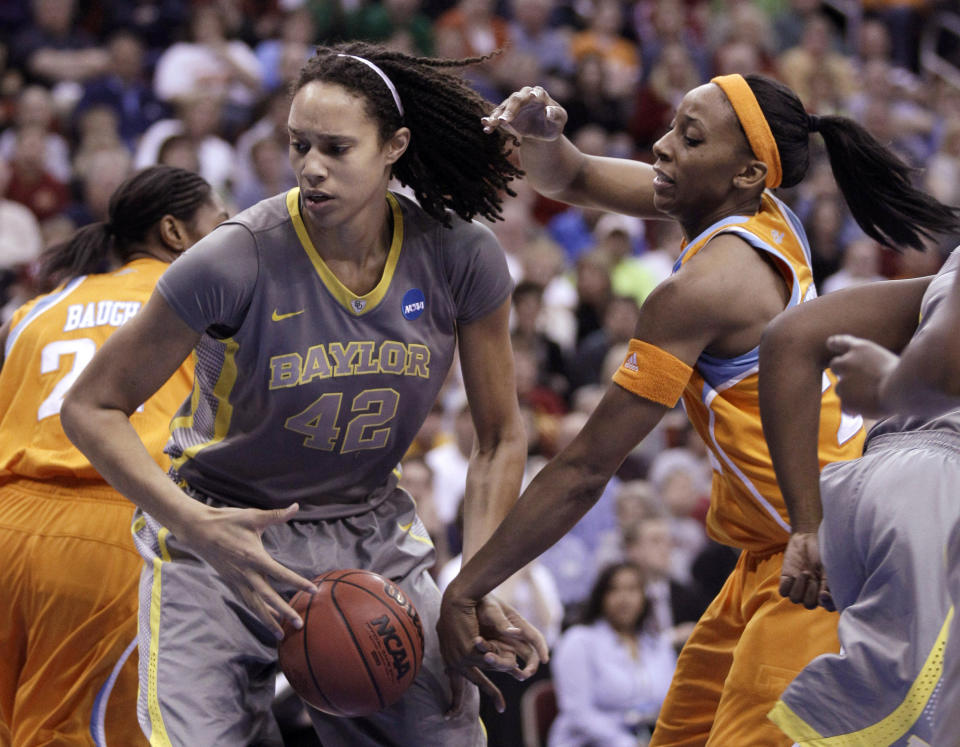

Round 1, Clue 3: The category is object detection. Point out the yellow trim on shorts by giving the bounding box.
[768,606,953,745]
[146,527,173,747]
[286,188,404,316]
[397,520,434,547]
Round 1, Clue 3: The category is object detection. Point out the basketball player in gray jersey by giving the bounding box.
[758,247,960,745]
[61,42,547,746]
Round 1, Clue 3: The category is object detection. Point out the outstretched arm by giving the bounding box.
[439,234,783,709]
[483,86,661,218]
[758,277,930,609]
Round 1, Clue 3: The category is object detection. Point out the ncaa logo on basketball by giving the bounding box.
[368,614,412,680]
[401,288,425,321]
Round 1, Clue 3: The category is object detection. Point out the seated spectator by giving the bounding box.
[346,0,435,56]
[822,237,886,294]
[10,0,109,86]
[0,84,70,183]
[777,13,855,105]
[548,562,677,747]
[594,479,659,569]
[424,400,474,528]
[502,0,573,92]
[569,294,640,390]
[594,212,657,307]
[648,448,710,584]
[135,95,235,194]
[70,105,125,181]
[0,157,43,322]
[255,6,315,92]
[72,31,169,150]
[3,124,69,222]
[623,516,710,651]
[398,457,453,578]
[560,51,631,138]
[233,136,290,210]
[64,147,132,226]
[511,280,570,401]
[570,248,614,348]
[434,0,510,100]
[152,3,263,134]
[629,41,702,152]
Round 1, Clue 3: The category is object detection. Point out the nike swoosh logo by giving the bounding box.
[271,309,304,322]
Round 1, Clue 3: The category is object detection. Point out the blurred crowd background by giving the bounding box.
[2,0,960,744]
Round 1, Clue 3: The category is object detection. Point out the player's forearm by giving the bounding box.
[759,314,828,532]
[518,135,588,201]
[460,425,527,562]
[454,448,610,599]
[880,318,960,415]
[60,400,203,535]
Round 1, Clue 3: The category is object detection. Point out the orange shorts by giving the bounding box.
[650,547,840,747]
[0,478,146,747]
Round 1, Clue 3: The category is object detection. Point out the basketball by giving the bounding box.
[278,568,425,717]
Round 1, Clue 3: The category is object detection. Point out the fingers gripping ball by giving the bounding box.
[278,569,425,717]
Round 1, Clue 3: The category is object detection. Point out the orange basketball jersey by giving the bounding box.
[674,192,864,552]
[0,258,193,483]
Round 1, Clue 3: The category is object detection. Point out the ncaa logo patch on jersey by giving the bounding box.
[401,289,425,321]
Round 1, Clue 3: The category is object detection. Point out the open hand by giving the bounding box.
[177,502,318,639]
[481,86,567,141]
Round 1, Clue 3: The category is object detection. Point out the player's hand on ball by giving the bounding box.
[177,502,318,639]
[826,334,899,419]
[481,86,566,141]
[780,531,834,612]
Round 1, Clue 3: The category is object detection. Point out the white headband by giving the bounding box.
[337,54,404,117]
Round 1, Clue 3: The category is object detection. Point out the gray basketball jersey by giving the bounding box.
[867,247,960,443]
[156,189,512,518]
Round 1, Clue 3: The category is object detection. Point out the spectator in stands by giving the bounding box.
[255,6,315,93]
[548,562,677,747]
[512,280,571,401]
[822,237,886,294]
[0,84,70,184]
[347,0,436,56]
[73,30,169,150]
[3,124,69,222]
[152,3,263,134]
[623,515,710,650]
[569,294,641,390]
[10,0,109,86]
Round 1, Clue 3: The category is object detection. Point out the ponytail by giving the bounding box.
[38,222,116,290]
[745,74,960,252]
[814,115,960,251]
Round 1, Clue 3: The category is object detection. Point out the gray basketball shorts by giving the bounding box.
[934,519,960,747]
[131,485,484,747]
[773,430,960,746]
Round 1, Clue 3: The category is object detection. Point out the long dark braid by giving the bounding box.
[39,166,212,287]
[743,74,960,252]
[293,42,522,226]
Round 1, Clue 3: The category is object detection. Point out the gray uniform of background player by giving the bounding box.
[771,249,960,746]
[132,188,510,746]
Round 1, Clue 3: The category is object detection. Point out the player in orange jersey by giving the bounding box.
[0,166,226,747]
[437,75,960,745]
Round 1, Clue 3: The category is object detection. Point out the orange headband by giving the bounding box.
[711,74,782,189]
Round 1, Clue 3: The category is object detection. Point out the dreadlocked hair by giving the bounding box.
[39,166,212,288]
[293,41,522,226]
[743,74,960,252]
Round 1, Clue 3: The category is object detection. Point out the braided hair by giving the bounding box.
[292,42,522,226]
[742,74,960,252]
[40,166,212,287]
